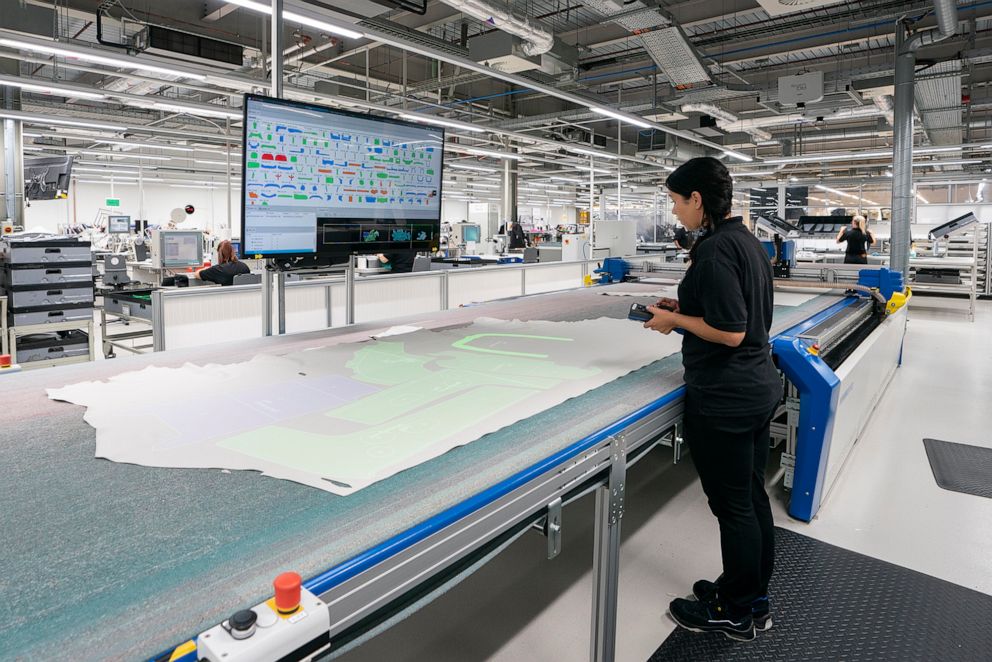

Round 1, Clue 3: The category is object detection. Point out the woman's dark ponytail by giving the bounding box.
[665,157,735,261]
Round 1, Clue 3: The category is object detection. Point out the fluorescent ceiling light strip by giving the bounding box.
[445,145,521,160]
[550,176,584,183]
[81,150,171,161]
[591,107,651,129]
[1,79,105,100]
[912,159,982,167]
[0,38,207,81]
[76,161,143,168]
[152,102,241,120]
[565,145,618,160]
[449,163,497,172]
[399,113,484,133]
[222,1,362,39]
[0,110,125,131]
[74,168,143,174]
[88,139,194,152]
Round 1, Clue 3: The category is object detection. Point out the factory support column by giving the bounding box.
[501,156,517,231]
[262,0,284,337]
[890,23,915,279]
[0,57,23,228]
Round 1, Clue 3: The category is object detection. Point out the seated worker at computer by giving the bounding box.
[195,240,250,286]
[498,219,529,249]
[377,251,416,273]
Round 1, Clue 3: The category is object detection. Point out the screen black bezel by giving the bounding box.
[239,93,446,260]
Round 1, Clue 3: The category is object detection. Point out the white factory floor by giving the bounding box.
[338,295,992,662]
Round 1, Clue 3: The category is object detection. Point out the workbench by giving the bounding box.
[0,285,852,661]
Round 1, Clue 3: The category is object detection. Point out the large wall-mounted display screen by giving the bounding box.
[241,94,444,258]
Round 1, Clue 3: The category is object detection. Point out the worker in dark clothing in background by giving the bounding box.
[673,225,695,250]
[377,251,416,273]
[836,215,874,264]
[195,240,250,286]
[499,220,529,249]
[642,157,782,642]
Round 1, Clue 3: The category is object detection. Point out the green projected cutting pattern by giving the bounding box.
[48,318,681,495]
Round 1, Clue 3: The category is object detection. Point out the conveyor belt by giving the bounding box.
[0,285,843,660]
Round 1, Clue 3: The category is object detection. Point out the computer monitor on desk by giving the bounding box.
[151,229,203,270]
[108,215,130,234]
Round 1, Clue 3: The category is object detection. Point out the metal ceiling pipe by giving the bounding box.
[890,1,959,278]
[438,0,554,56]
[680,102,774,142]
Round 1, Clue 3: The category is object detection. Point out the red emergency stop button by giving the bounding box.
[273,572,302,614]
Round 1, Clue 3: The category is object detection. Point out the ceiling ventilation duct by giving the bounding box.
[755,0,847,17]
[438,0,553,56]
[681,103,774,142]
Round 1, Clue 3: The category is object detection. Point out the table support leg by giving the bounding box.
[590,435,626,662]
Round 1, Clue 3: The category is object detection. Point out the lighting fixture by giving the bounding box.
[222,0,363,39]
[0,78,106,100]
[572,165,612,174]
[76,161,141,168]
[549,176,584,183]
[194,159,241,166]
[766,150,891,164]
[75,179,138,185]
[446,145,521,160]
[0,38,207,81]
[152,102,242,120]
[169,184,217,189]
[74,166,148,174]
[449,163,497,172]
[0,110,125,131]
[789,176,799,182]
[399,113,485,133]
[81,150,171,161]
[92,139,194,152]
[814,184,877,205]
[590,107,652,129]
[915,192,929,204]
[564,145,618,160]
[912,159,982,167]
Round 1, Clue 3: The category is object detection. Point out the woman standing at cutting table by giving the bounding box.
[836,215,874,264]
[642,157,782,642]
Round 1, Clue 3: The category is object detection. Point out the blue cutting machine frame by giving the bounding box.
[166,275,904,662]
[772,298,852,521]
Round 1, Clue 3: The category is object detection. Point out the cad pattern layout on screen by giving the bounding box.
[47,318,678,496]
[245,118,440,210]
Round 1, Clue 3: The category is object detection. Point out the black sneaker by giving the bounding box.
[668,597,755,641]
[692,580,773,632]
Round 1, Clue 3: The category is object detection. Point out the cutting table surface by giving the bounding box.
[0,284,842,660]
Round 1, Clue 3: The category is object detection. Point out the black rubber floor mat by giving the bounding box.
[923,438,992,499]
[648,528,992,662]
